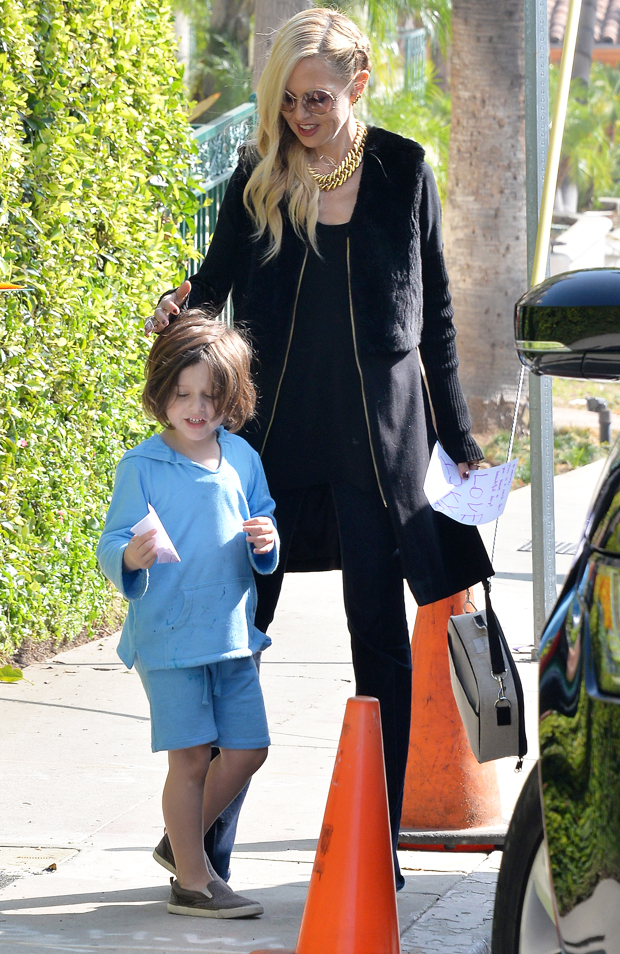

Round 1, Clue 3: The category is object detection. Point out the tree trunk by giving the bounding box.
[210,0,253,52]
[442,0,527,436]
[252,0,313,89]
[190,0,253,108]
[572,0,597,84]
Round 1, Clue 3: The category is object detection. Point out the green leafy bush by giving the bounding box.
[480,426,608,488]
[0,0,198,657]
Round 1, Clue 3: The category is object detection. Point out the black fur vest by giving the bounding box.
[226,126,427,365]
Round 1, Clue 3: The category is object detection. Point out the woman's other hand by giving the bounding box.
[145,280,192,337]
[122,529,158,571]
[458,461,482,481]
[243,517,276,555]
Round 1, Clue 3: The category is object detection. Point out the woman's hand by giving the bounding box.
[122,529,158,571]
[243,517,276,555]
[145,280,192,337]
[457,461,482,480]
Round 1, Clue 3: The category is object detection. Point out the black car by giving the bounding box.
[493,267,620,954]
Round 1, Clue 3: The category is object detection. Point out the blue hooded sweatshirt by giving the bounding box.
[96,428,279,671]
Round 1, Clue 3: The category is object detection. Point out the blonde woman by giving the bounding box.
[150,8,492,891]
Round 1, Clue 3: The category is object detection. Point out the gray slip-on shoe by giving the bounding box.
[167,878,264,918]
[153,832,176,875]
[153,832,226,883]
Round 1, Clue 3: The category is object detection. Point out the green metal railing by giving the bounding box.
[400,27,426,95]
[186,100,257,322]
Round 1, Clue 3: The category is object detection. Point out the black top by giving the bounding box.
[261,222,376,492]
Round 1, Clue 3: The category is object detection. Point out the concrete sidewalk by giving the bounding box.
[0,459,606,954]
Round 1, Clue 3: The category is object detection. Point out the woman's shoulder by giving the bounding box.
[238,140,260,167]
[232,141,260,184]
[363,126,436,200]
[365,125,426,165]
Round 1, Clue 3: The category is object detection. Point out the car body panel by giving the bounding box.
[539,437,620,953]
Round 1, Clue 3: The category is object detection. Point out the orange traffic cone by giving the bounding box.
[252,696,400,954]
[400,591,504,848]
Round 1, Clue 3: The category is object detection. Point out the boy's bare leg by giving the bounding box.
[163,744,212,892]
[202,748,268,834]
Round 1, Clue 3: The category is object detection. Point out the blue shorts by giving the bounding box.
[135,656,270,753]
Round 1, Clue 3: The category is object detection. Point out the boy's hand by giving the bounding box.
[243,517,275,555]
[122,529,158,571]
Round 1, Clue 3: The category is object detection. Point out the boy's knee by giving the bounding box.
[242,746,268,775]
[169,743,211,780]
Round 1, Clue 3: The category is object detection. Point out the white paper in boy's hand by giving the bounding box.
[423,444,518,526]
[130,504,180,564]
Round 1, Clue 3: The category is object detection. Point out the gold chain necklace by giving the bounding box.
[309,122,367,192]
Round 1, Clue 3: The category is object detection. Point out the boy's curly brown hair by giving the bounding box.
[142,310,255,433]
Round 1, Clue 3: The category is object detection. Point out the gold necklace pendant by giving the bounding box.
[309,123,367,192]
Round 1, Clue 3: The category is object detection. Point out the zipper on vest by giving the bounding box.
[346,236,388,508]
[260,247,309,457]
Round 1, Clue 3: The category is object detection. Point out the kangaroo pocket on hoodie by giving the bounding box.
[163,577,256,667]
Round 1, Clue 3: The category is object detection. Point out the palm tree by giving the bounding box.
[442,0,527,435]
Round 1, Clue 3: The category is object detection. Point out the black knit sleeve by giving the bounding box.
[417,163,483,463]
[157,156,254,316]
[186,159,253,313]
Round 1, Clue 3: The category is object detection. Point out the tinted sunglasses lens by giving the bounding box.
[281,91,296,112]
[304,90,334,114]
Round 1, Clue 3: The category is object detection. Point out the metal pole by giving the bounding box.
[525,0,556,653]
[524,0,583,653]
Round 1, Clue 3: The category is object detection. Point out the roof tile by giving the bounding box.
[549,0,619,45]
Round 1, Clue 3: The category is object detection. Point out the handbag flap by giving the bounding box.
[447,611,490,713]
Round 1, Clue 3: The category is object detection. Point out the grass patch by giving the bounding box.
[552,378,620,412]
[480,427,608,488]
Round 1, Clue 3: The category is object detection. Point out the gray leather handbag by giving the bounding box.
[447,581,527,765]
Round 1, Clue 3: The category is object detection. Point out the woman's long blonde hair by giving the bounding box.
[243,8,371,261]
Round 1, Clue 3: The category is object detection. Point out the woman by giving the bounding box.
[149,8,492,889]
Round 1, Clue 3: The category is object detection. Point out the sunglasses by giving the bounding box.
[280,75,358,115]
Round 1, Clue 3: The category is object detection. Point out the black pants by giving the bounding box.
[255,481,412,887]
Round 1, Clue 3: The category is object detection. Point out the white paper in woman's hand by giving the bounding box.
[424,444,518,525]
[130,504,181,563]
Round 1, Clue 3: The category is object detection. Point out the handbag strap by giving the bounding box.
[490,365,526,566]
[484,367,525,675]
[470,367,525,676]
[483,579,507,676]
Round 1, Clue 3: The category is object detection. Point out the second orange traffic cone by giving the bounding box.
[400,591,503,840]
[252,695,400,954]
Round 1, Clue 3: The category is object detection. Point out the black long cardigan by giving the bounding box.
[183,125,493,605]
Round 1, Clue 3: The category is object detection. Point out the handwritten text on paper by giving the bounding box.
[423,444,518,525]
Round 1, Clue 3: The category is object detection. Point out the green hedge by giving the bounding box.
[0,0,198,656]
